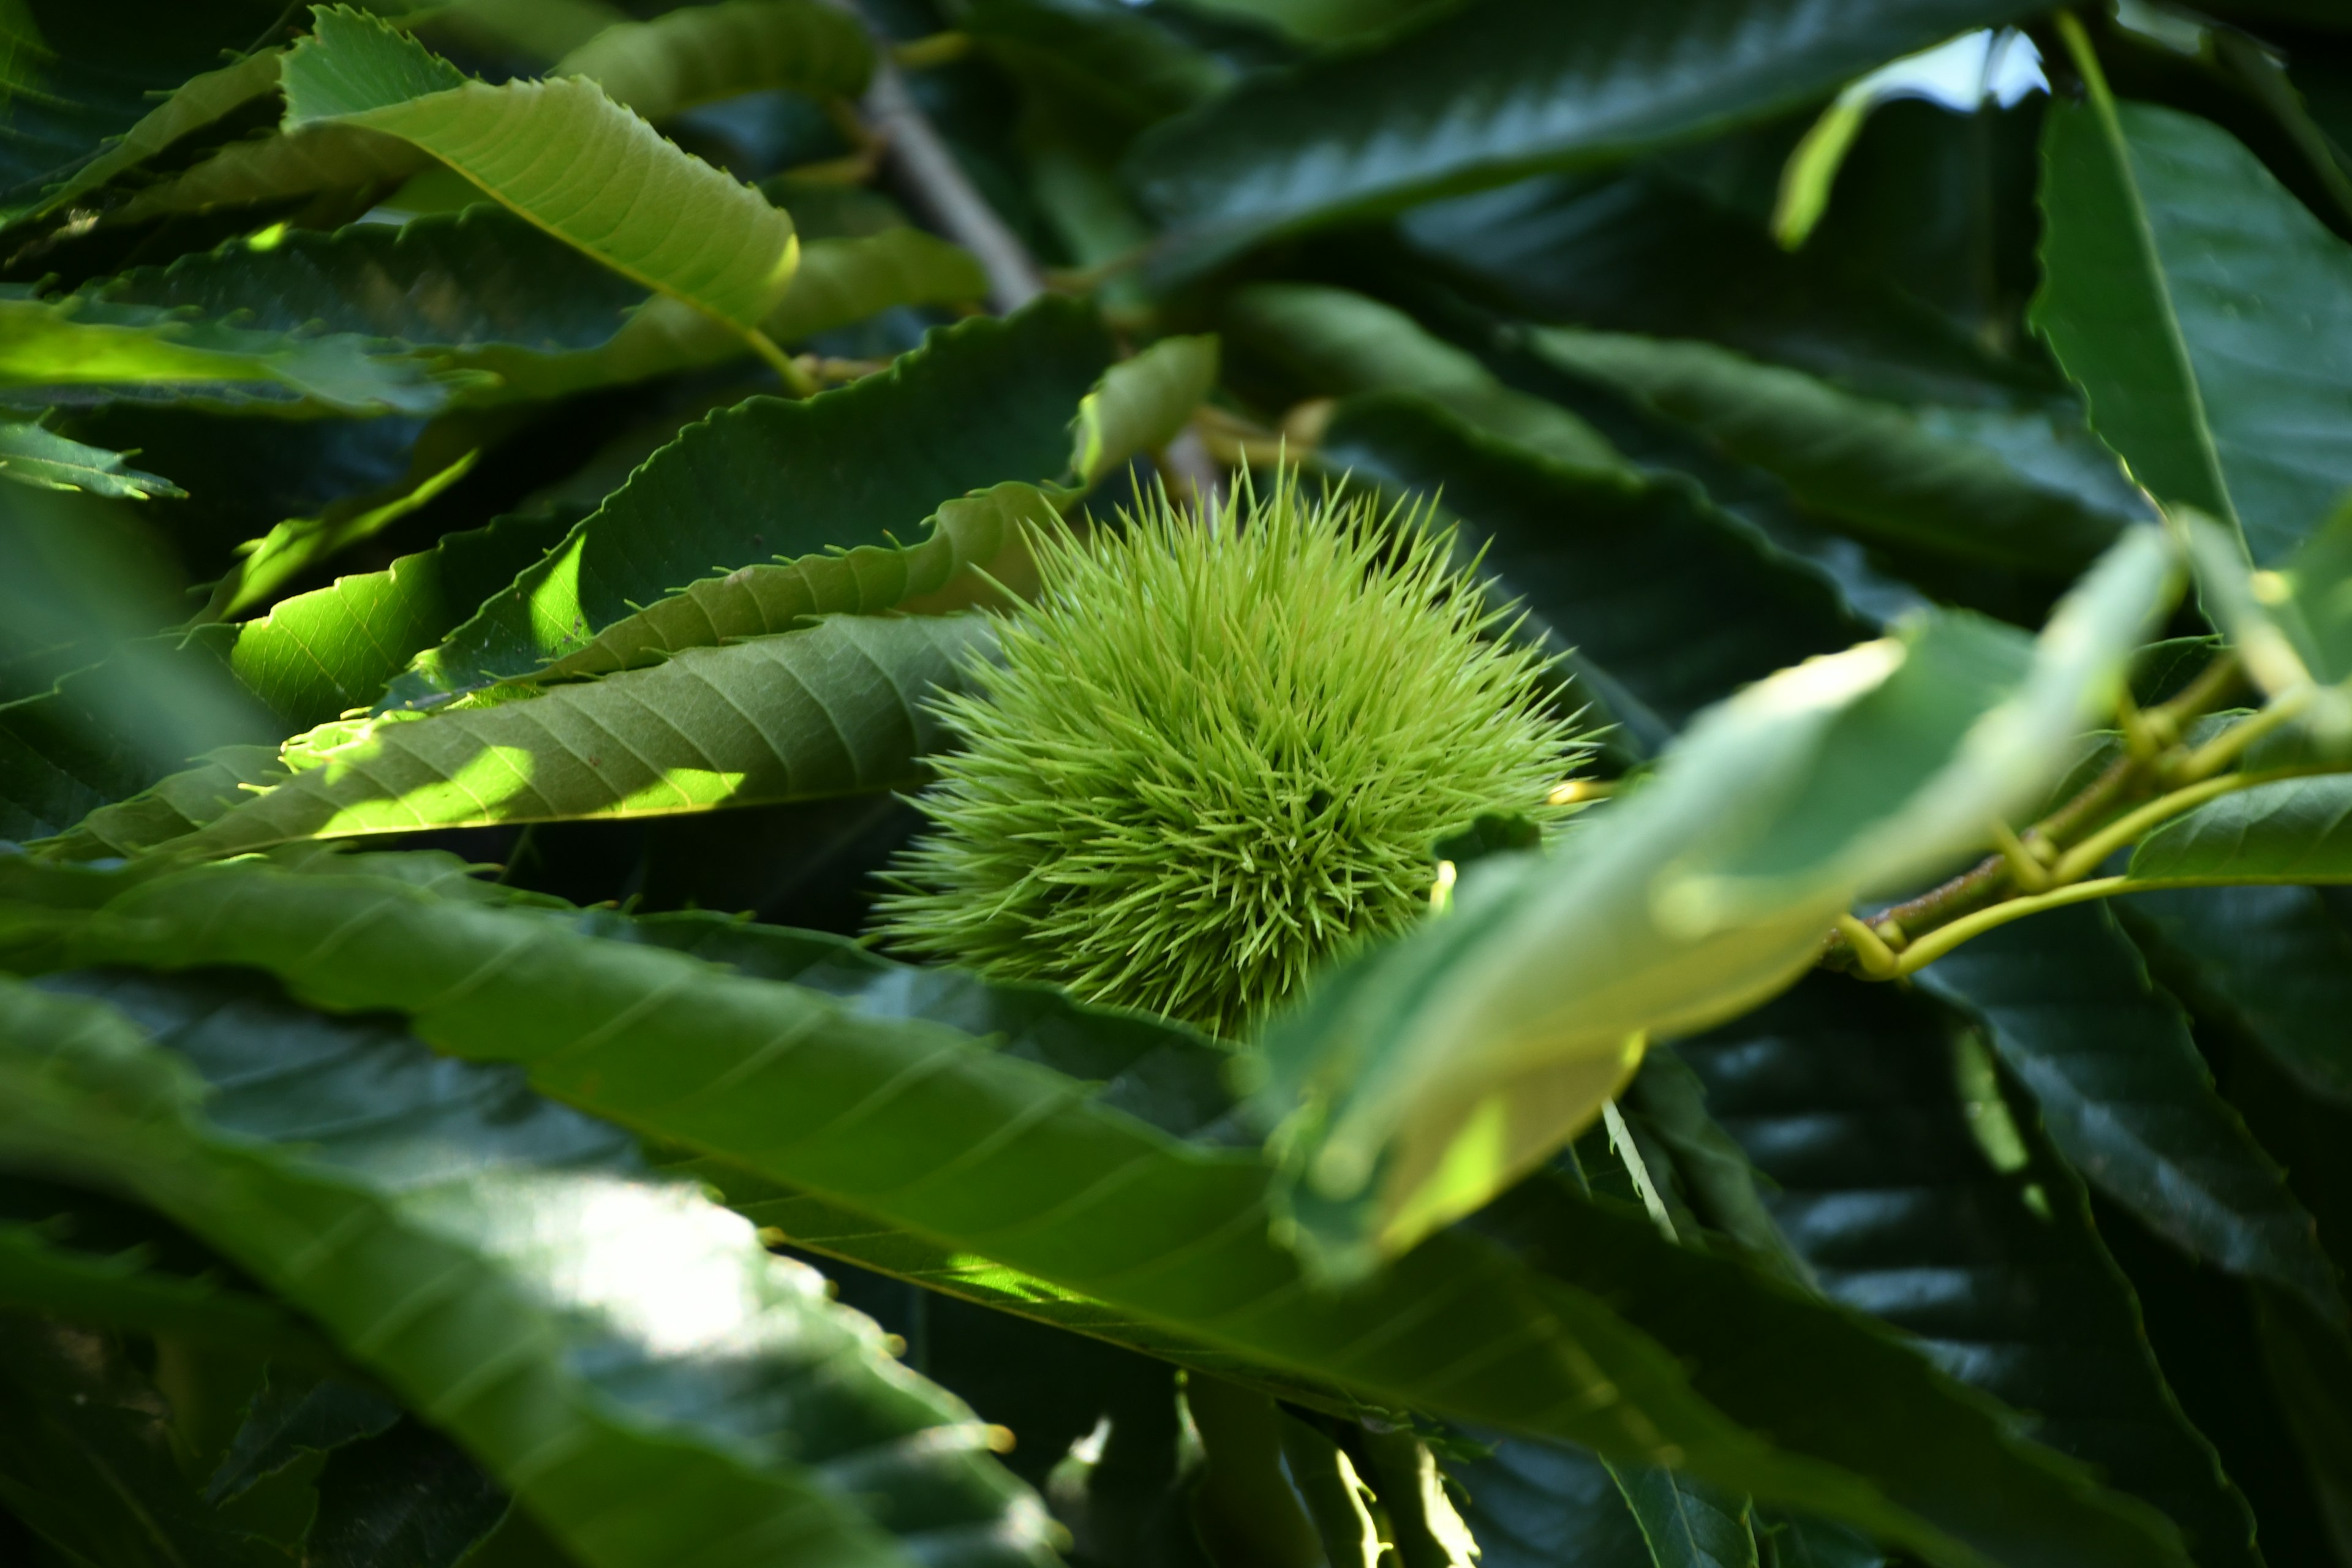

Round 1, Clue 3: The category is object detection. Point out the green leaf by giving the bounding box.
[1069,334,1219,489]
[0,633,281,845]
[1520,328,2134,575]
[26,46,288,219]
[0,287,451,416]
[91,121,428,232]
[1163,0,1436,45]
[227,508,578,730]
[552,0,873,122]
[0,1311,279,1568]
[17,858,2196,1568]
[160,613,992,860]
[0,968,1056,1567]
[385,298,1111,707]
[0,418,184,499]
[965,0,1233,132]
[1442,1439,1655,1567]
[1912,905,2347,1323]
[2127,774,2352,884]
[0,1186,330,1362]
[1608,1464,1758,1568]
[1318,391,1869,745]
[304,1419,509,1568]
[207,1368,401,1505]
[763,228,989,346]
[1677,975,2261,1568]
[1224,284,1623,475]
[1258,530,2178,1273]
[1129,0,2046,262]
[0,1,287,202]
[2252,1286,2352,1565]
[496,483,1046,691]
[2034,80,2352,564]
[282,7,797,332]
[2124,885,2352,1104]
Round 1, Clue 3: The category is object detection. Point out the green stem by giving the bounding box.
[1891,876,2133,973]
[2045,771,2266,883]
[744,328,820,396]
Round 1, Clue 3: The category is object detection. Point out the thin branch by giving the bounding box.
[841,2,1042,313]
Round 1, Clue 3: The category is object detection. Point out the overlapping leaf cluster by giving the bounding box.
[3,2,2352,1567]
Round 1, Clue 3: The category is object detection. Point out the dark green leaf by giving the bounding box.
[0,967,1057,1567]
[1607,1463,1758,1568]
[1129,0,2045,262]
[1678,974,2261,1568]
[1318,391,1868,744]
[2035,86,2352,563]
[2124,885,2352,1106]
[0,1312,277,1568]
[552,0,875,121]
[304,1419,510,1568]
[2252,1286,2352,1564]
[1442,1437,1653,1568]
[385,298,1110,707]
[1520,327,2135,575]
[1913,905,2345,1322]
[207,1369,401,1505]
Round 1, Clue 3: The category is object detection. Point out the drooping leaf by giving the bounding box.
[30,747,290,862]
[764,228,989,345]
[1224,284,1624,475]
[552,0,873,122]
[1911,905,2346,1324]
[1318,391,1869,747]
[385,298,1111,707]
[1257,529,2177,1274]
[2124,884,2352,1105]
[1676,974,2262,1568]
[0,418,185,498]
[2035,77,2352,564]
[160,613,992,860]
[1128,0,2046,263]
[1521,328,2136,575]
[91,121,428,232]
[0,967,1058,1567]
[281,8,799,333]
[15,857,2196,1568]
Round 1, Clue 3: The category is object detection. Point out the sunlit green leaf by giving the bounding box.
[386,298,1110,707]
[160,613,990,859]
[0,418,184,499]
[282,7,798,332]
[0,968,1055,1567]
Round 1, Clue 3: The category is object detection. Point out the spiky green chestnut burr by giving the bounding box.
[873,475,1588,1038]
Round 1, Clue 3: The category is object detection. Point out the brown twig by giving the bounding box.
[1821,650,2245,968]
